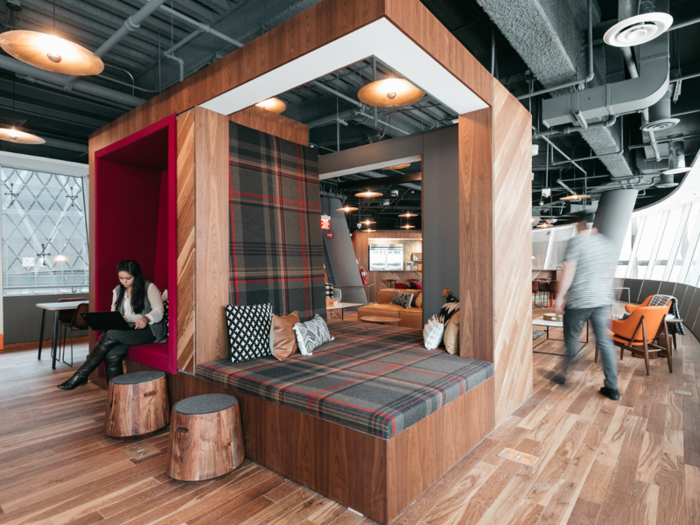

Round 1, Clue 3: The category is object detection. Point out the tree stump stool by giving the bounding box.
[104,371,170,438]
[167,394,245,482]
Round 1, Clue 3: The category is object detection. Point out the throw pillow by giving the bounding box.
[437,301,460,324]
[414,292,423,309]
[225,304,273,363]
[270,311,300,360]
[162,300,169,329]
[423,314,445,350]
[409,279,422,290]
[444,311,460,355]
[394,283,409,289]
[325,282,334,299]
[392,290,413,309]
[293,315,334,355]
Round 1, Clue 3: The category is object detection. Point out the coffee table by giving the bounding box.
[360,316,401,325]
[326,302,363,320]
[532,316,589,356]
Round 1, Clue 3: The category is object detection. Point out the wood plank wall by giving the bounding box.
[491,82,533,423]
[229,106,308,146]
[458,82,533,424]
[176,110,196,373]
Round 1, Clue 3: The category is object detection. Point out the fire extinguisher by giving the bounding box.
[359,267,368,285]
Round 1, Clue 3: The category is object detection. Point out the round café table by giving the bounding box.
[360,316,401,325]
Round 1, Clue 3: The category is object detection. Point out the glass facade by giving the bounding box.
[1,167,89,296]
[531,224,575,270]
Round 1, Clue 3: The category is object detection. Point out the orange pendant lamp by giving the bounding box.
[0,127,45,144]
[358,78,425,107]
[255,98,286,114]
[0,30,103,76]
[559,194,590,202]
[355,190,382,199]
[399,212,418,218]
[336,205,358,213]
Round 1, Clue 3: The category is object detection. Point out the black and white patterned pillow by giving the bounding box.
[325,282,334,299]
[392,290,413,309]
[437,301,460,324]
[293,315,334,355]
[225,304,273,363]
[162,300,169,329]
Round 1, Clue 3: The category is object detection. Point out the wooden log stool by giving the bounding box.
[167,394,245,482]
[104,371,170,438]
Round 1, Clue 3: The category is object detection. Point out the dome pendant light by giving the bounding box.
[255,98,286,114]
[0,1,103,76]
[336,205,358,213]
[358,78,425,108]
[355,190,382,199]
[0,79,45,145]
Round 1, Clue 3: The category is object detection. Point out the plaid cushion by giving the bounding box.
[325,282,334,299]
[229,123,326,322]
[196,322,493,439]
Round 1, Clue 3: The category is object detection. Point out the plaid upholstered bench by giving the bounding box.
[195,322,495,524]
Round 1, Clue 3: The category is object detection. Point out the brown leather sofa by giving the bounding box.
[357,289,423,329]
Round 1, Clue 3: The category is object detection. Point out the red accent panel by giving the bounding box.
[94,114,178,374]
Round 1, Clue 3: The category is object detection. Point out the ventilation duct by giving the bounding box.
[664,140,691,174]
[542,0,671,128]
[641,85,678,132]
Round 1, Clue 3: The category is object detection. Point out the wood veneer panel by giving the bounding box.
[176,110,195,373]
[491,82,533,423]
[229,106,309,146]
[193,107,230,365]
[458,108,494,363]
[384,0,492,107]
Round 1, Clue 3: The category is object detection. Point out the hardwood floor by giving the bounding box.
[1,310,698,525]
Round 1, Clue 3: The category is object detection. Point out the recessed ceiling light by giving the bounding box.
[358,78,425,107]
[0,30,103,75]
[255,97,286,113]
[603,12,673,47]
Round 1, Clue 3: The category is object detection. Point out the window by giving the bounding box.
[1,167,89,296]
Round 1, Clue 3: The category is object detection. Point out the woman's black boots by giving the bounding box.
[57,332,119,390]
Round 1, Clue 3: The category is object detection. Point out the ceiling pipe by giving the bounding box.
[669,16,700,31]
[0,55,145,107]
[159,4,244,48]
[533,115,617,139]
[64,0,171,88]
[517,0,594,101]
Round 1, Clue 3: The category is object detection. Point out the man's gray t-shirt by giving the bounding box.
[563,232,617,309]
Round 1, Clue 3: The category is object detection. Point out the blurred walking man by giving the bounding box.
[554,212,620,400]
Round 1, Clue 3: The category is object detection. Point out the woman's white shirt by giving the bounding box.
[111,283,164,324]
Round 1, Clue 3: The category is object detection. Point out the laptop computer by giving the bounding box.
[80,311,132,331]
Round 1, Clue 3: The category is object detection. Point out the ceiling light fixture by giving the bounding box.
[0,127,45,144]
[399,212,418,218]
[361,219,376,225]
[401,224,415,229]
[560,194,590,202]
[255,97,286,114]
[355,190,382,199]
[0,30,103,76]
[336,205,358,213]
[381,163,411,170]
[535,222,551,229]
[358,78,425,107]
[603,12,673,47]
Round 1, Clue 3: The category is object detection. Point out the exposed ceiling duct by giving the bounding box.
[475,0,635,177]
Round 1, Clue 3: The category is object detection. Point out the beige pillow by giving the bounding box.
[444,311,460,355]
[270,312,300,360]
[414,292,423,309]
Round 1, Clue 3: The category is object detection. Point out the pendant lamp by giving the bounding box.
[401,224,415,229]
[559,194,590,202]
[255,97,286,114]
[337,205,358,213]
[361,219,375,226]
[399,212,418,218]
[0,30,103,76]
[355,190,382,198]
[0,127,45,144]
[358,78,425,107]
[381,163,410,170]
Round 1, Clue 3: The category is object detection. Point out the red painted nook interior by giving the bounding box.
[93,114,178,374]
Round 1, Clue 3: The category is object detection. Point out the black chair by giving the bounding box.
[59,302,89,367]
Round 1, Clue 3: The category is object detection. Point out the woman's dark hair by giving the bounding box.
[115,260,147,315]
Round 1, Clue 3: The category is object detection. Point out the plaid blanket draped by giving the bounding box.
[649,295,685,335]
[229,123,326,322]
[196,323,493,439]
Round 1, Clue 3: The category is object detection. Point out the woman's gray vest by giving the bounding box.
[117,281,168,342]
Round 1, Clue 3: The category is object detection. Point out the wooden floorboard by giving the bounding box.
[0,304,697,525]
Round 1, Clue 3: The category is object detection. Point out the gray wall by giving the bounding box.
[319,126,460,321]
[322,197,368,305]
[4,293,88,345]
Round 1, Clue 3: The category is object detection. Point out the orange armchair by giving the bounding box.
[624,295,653,314]
[611,305,672,375]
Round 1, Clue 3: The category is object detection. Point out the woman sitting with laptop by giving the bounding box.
[58,260,166,390]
